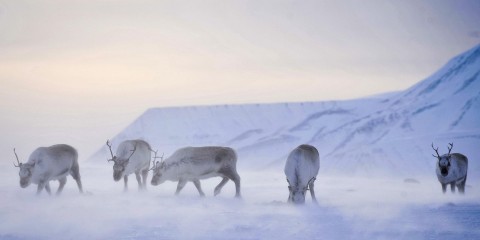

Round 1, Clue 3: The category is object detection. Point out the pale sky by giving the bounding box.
[1,0,479,161]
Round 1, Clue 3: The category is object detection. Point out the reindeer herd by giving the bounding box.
[13,140,468,204]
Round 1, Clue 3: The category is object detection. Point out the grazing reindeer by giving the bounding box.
[106,139,154,191]
[285,144,319,204]
[13,144,83,195]
[432,143,468,194]
[150,146,241,198]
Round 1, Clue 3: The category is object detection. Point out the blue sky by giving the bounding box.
[0,0,479,158]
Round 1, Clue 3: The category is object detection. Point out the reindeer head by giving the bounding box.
[106,140,136,181]
[150,151,166,186]
[432,143,453,177]
[13,148,35,188]
[287,177,315,204]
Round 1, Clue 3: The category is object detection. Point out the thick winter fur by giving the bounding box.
[284,144,319,204]
[436,153,468,194]
[151,146,241,198]
[17,144,83,195]
[110,140,152,191]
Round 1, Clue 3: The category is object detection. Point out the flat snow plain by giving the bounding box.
[1,162,479,240]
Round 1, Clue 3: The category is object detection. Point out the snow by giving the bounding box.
[1,163,479,240]
[90,44,480,179]
[2,41,480,240]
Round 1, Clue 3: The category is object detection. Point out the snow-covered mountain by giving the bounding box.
[318,44,480,176]
[92,44,480,178]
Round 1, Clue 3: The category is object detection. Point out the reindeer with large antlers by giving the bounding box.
[106,139,156,191]
[432,143,468,194]
[13,144,83,195]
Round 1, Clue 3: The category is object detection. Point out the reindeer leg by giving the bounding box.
[287,192,293,203]
[230,172,241,198]
[37,180,46,195]
[57,177,67,195]
[123,176,128,192]
[135,172,142,191]
[230,172,242,198]
[70,163,83,193]
[193,180,206,197]
[458,175,467,194]
[175,179,187,195]
[309,181,318,204]
[141,168,148,190]
[214,177,229,196]
[219,167,241,198]
[457,183,464,194]
[441,183,447,193]
[450,183,456,193]
[45,182,52,195]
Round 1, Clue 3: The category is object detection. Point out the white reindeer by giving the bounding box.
[432,143,468,194]
[106,139,155,191]
[284,144,319,204]
[13,144,83,195]
[150,146,241,198]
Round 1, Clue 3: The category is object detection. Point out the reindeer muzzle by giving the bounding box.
[113,172,123,181]
[20,179,29,188]
[440,167,448,176]
[290,190,306,204]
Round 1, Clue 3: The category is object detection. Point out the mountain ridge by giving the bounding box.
[91,44,480,178]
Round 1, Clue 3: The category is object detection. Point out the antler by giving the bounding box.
[431,143,441,158]
[127,144,137,160]
[149,150,164,171]
[13,148,21,167]
[447,142,453,156]
[106,140,115,162]
[152,150,164,161]
[149,159,158,171]
[304,177,316,191]
[307,177,316,186]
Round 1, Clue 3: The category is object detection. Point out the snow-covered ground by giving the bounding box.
[2,38,479,240]
[1,162,479,240]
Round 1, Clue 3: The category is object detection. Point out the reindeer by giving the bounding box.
[106,139,155,191]
[13,144,83,195]
[432,143,468,194]
[150,146,241,198]
[285,144,320,204]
